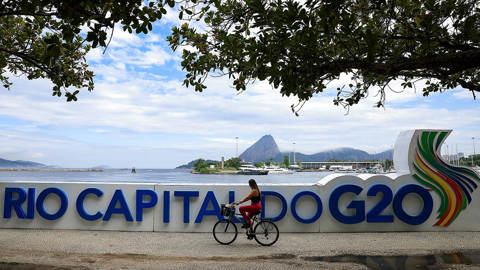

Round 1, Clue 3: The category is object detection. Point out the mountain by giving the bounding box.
[238,136,393,163]
[0,158,47,168]
[239,135,280,163]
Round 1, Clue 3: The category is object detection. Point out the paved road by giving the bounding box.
[1,229,480,269]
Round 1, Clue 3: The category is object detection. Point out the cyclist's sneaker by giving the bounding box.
[247,230,254,239]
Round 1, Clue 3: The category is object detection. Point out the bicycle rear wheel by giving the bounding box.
[213,219,237,245]
[253,220,279,246]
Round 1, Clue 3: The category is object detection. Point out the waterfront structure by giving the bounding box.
[301,161,381,170]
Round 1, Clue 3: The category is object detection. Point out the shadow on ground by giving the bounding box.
[303,251,480,269]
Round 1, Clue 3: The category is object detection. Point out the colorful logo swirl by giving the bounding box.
[411,130,480,226]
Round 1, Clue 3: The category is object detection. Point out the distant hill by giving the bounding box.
[90,165,111,170]
[176,159,219,169]
[0,158,47,168]
[271,148,393,163]
[239,135,280,163]
[238,136,393,163]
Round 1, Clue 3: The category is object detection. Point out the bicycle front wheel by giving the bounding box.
[254,220,279,246]
[213,219,237,245]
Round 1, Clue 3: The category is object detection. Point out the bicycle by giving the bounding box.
[213,204,279,246]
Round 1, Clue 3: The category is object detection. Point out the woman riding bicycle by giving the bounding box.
[234,179,261,231]
[214,179,278,246]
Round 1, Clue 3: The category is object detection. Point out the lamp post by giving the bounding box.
[456,144,459,166]
[293,142,296,164]
[235,137,239,157]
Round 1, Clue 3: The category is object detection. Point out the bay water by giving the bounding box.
[0,169,333,185]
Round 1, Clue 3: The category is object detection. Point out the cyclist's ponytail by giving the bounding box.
[249,179,259,191]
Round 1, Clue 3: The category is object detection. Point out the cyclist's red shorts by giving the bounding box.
[239,202,261,225]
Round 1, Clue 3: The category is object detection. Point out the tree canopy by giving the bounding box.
[169,0,480,113]
[224,157,242,169]
[194,158,209,170]
[1,0,479,110]
[283,155,290,167]
[0,0,172,101]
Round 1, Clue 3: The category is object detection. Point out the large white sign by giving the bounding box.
[1,129,479,232]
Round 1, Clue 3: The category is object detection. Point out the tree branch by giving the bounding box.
[0,11,59,17]
[0,48,54,76]
[457,79,480,92]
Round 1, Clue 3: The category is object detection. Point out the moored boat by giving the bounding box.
[263,165,294,174]
[237,164,269,175]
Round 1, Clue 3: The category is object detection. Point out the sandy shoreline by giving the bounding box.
[1,229,480,269]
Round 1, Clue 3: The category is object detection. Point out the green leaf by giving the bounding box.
[86,31,96,42]
[414,17,422,26]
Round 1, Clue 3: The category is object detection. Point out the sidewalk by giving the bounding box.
[1,229,480,269]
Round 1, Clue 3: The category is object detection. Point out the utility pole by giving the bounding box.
[235,137,239,158]
[293,142,296,164]
[456,144,459,166]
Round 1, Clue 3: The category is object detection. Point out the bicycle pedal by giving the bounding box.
[247,235,254,240]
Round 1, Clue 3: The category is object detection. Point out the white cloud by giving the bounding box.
[452,89,476,99]
[109,25,142,48]
[105,44,178,68]
[146,33,162,43]
[2,22,480,167]
[202,137,255,146]
[2,67,479,167]
[158,7,182,26]
[7,70,480,156]
[31,152,45,158]
[86,47,104,62]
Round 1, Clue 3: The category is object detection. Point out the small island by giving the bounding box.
[188,158,241,174]
[191,168,239,174]
[181,157,291,175]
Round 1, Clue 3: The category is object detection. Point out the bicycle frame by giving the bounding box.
[224,206,260,232]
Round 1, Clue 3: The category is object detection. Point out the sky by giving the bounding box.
[0,12,479,168]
